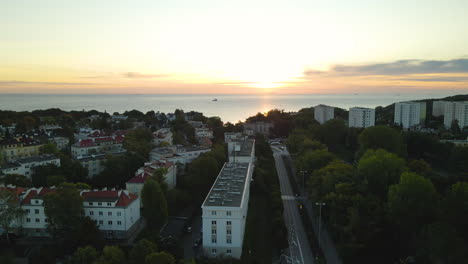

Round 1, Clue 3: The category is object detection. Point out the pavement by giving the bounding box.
[272,146,314,264]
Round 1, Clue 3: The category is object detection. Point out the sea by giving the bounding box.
[0,92,463,123]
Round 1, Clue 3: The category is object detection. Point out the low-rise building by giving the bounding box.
[0,136,43,163]
[243,121,273,137]
[201,162,254,259]
[71,135,125,159]
[149,145,211,165]
[348,107,375,128]
[314,104,335,124]
[1,154,60,179]
[152,128,173,146]
[50,136,70,151]
[77,150,126,178]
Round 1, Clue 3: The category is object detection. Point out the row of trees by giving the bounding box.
[287,124,468,263]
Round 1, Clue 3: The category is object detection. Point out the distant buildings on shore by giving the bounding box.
[394,101,427,129]
[314,104,335,124]
[349,107,375,128]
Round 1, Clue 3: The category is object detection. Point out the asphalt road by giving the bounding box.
[272,146,314,264]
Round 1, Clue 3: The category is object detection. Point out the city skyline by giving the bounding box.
[2,0,468,94]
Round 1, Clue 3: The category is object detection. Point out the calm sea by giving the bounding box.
[0,92,461,123]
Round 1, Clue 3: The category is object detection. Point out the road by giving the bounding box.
[272,146,314,264]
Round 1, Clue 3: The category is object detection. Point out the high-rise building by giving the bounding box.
[314,105,334,124]
[444,101,468,129]
[348,107,375,128]
[432,101,448,117]
[394,101,426,129]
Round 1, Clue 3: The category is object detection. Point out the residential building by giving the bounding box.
[314,105,335,124]
[149,145,211,165]
[243,121,273,137]
[432,101,448,117]
[51,136,69,151]
[227,139,255,163]
[201,162,254,259]
[348,107,375,128]
[443,101,468,129]
[224,133,248,143]
[71,135,125,159]
[176,145,211,163]
[394,101,427,129]
[77,150,126,178]
[152,128,173,146]
[21,187,55,237]
[0,185,25,235]
[1,154,60,179]
[440,137,468,147]
[0,136,43,163]
[126,159,176,206]
[111,115,128,122]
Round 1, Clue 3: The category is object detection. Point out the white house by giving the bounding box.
[394,101,427,129]
[348,107,375,128]
[314,105,335,124]
[201,162,254,259]
[21,187,55,237]
[1,155,61,179]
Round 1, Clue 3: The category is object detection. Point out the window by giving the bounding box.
[89,202,93,205]
[226,211,231,216]
[117,221,122,225]
[108,221,112,225]
[98,202,102,206]
[99,220,103,225]
[26,218,31,222]
[107,202,112,206]
[227,230,232,235]
[117,212,121,216]
[88,211,93,216]
[227,238,232,244]
[211,229,217,234]
[211,249,217,254]
[35,209,39,214]
[227,221,231,226]
[35,200,39,204]
[99,211,103,216]
[227,249,232,254]
[25,209,30,214]
[211,238,217,243]
[45,218,48,222]
[211,220,216,225]
[108,212,112,216]
[211,211,216,216]
[35,218,40,223]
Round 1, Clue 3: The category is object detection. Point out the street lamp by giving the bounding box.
[315,202,326,250]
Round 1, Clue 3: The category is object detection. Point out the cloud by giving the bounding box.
[0,80,96,85]
[399,76,468,82]
[122,72,169,78]
[304,58,468,76]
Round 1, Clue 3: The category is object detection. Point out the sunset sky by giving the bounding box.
[2,0,468,94]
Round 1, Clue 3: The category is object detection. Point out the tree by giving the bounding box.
[442,182,468,241]
[358,126,406,157]
[124,128,153,159]
[129,239,158,264]
[141,179,168,231]
[151,168,169,194]
[321,119,347,150]
[93,153,145,188]
[97,246,126,264]
[308,160,355,201]
[388,172,438,252]
[43,183,83,238]
[408,159,432,177]
[358,149,406,199]
[0,189,24,244]
[47,174,65,186]
[295,149,335,174]
[69,246,99,264]
[185,155,221,201]
[145,252,176,264]
[40,143,59,155]
[2,174,32,187]
[72,216,102,249]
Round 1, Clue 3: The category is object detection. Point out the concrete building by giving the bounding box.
[394,101,427,129]
[432,101,448,117]
[443,101,468,129]
[244,121,273,137]
[1,155,60,179]
[440,137,468,147]
[0,136,43,163]
[314,105,335,124]
[149,145,211,165]
[152,128,173,146]
[224,133,248,143]
[126,160,176,206]
[227,139,255,163]
[51,136,69,151]
[348,107,375,128]
[71,135,125,159]
[76,150,126,178]
[201,162,254,259]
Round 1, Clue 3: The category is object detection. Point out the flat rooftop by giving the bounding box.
[202,162,250,208]
[230,139,254,157]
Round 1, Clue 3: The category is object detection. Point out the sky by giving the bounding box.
[1,0,468,94]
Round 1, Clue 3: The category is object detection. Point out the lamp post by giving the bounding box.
[315,202,326,250]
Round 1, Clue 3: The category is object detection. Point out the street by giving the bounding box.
[272,146,314,264]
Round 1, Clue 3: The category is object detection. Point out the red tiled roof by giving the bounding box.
[95,137,113,143]
[82,190,118,199]
[116,192,138,207]
[0,186,25,202]
[127,171,151,183]
[81,190,137,207]
[114,135,125,143]
[79,139,95,147]
[21,188,54,204]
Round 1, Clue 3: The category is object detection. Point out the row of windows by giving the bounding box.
[89,211,122,216]
[211,220,231,225]
[97,220,122,225]
[25,209,41,214]
[26,218,48,223]
[211,249,232,254]
[211,211,232,216]
[211,229,232,235]
[88,202,113,206]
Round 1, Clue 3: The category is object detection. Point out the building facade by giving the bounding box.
[432,101,448,117]
[348,107,375,128]
[394,101,427,129]
[0,137,43,163]
[443,101,468,129]
[314,105,335,124]
[243,121,273,137]
[1,154,60,179]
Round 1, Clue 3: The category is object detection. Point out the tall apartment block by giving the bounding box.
[432,100,448,117]
[348,107,375,128]
[394,101,426,129]
[314,104,335,124]
[444,101,468,128]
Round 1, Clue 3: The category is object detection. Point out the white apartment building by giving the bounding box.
[149,145,211,165]
[51,137,70,151]
[314,105,335,124]
[18,187,141,240]
[394,101,427,129]
[126,160,177,206]
[201,162,254,259]
[432,101,448,117]
[1,155,60,179]
[227,139,255,163]
[71,136,124,159]
[348,107,375,128]
[152,128,173,146]
[443,101,468,129]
